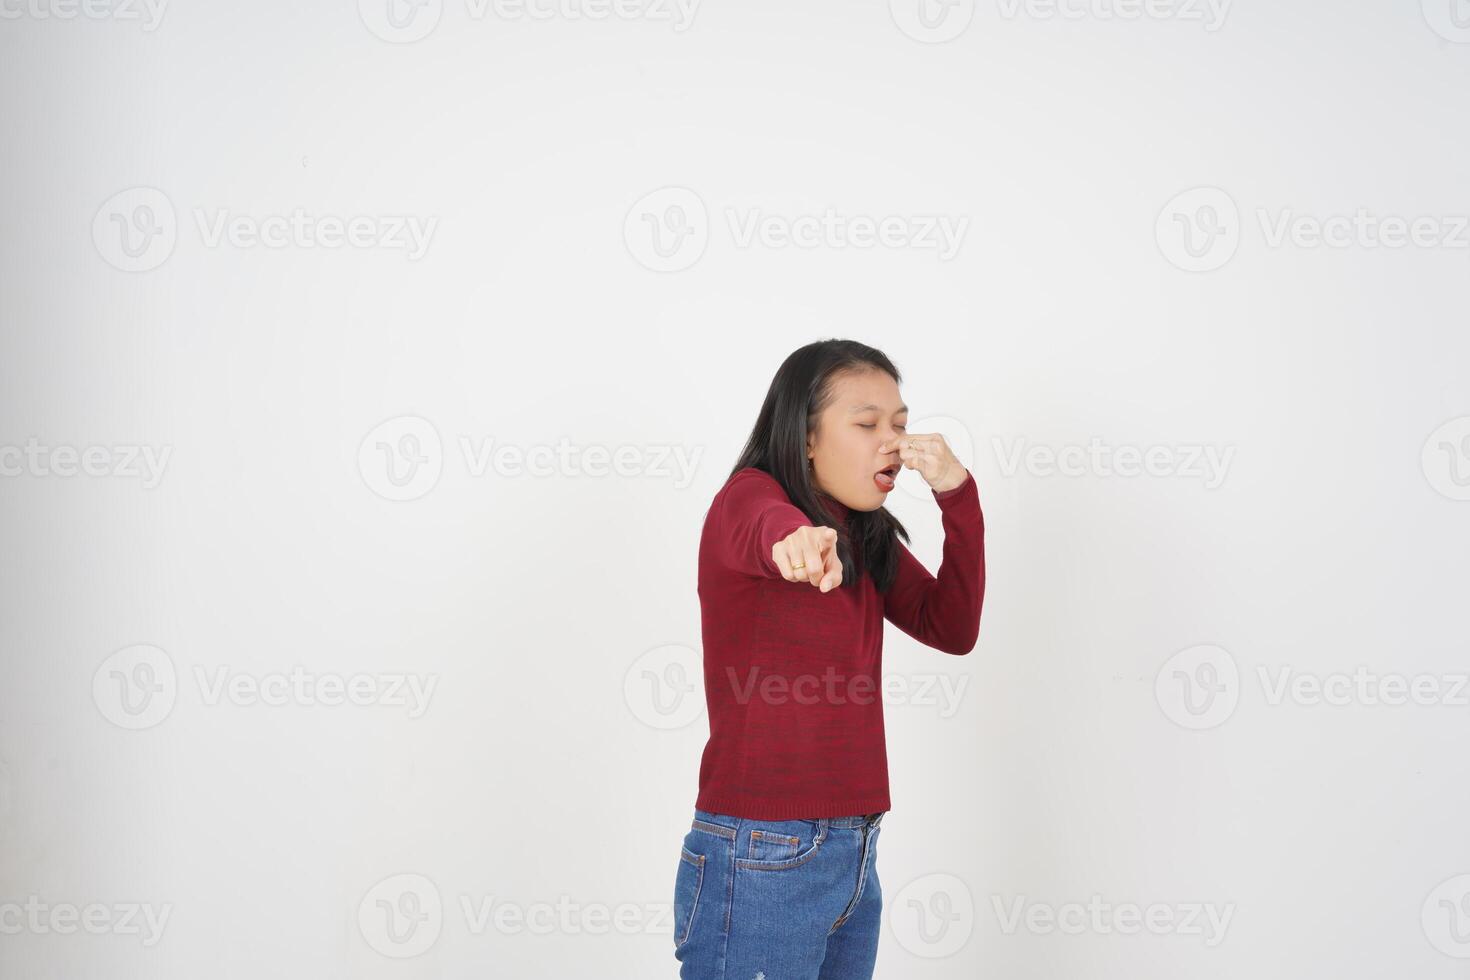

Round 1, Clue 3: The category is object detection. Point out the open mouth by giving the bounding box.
[874,463,899,492]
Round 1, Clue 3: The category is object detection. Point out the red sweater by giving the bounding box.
[694,466,985,819]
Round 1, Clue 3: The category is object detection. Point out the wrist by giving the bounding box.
[931,468,970,496]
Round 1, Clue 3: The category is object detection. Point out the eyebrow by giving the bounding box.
[849,403,908,415]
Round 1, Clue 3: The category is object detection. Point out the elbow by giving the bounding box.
[937,624,980,656]
[949,593,984,655]
[944,614,982,656]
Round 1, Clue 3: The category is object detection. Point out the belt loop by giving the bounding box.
[816,817,830,841]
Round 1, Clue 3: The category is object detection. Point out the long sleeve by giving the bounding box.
[706,468,812,578]
[882,468,986,655]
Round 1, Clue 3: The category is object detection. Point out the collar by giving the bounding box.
[816,490,852,526]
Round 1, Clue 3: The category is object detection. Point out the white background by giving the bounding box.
[2,0,1469,977]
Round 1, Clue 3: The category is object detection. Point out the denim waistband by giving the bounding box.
[826,813,884,828]
[694,807,883,831]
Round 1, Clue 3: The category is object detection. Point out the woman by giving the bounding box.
[672,339,986,979]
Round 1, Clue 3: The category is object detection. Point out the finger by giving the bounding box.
[899,438,928,469]
[772,538,798,581]
[817,528,842,592]
[799,532,826,587]
[818,545,843,593]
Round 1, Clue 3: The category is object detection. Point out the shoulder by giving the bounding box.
[728,466,779,488]
[711,467,793,513]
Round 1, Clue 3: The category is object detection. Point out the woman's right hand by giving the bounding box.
[772,525,843,592]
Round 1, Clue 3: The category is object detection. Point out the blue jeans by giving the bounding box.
[672,807,885,979]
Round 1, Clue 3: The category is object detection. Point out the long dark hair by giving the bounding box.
[729,339,911,593]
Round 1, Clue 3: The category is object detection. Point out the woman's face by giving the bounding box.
[806,369,909,512]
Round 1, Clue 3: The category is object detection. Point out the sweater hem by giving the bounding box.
[694,793,892,821]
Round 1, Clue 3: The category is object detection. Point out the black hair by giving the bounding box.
[728,338,911,593]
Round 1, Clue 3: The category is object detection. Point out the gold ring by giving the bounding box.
[791,561,806,570]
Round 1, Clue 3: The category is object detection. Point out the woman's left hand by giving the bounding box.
[895,433,968,493]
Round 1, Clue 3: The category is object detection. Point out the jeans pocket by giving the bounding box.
[673,844,706,947]
[734,821,827,872]
[747,828,801,862]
